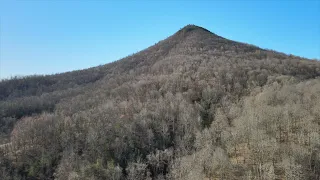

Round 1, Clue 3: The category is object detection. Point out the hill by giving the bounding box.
[0,25,319,179]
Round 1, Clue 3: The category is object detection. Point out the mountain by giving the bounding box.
[0,25,319,180]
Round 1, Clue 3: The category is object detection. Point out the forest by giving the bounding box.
[0,25,319,180]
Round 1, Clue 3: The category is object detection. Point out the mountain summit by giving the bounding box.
[108,24,265,75]
[178,24,212,33]
[1,25,320,180]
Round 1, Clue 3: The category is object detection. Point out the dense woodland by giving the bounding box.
[0,25,319,180]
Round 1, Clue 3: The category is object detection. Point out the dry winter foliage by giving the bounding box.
[0,25,319,179]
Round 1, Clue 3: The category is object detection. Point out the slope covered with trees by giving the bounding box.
[0,25,319,180]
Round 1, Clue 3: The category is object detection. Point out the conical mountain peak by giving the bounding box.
[176,24,215,37]
[180,24,211,33]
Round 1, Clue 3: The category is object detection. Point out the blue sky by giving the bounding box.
[0,0,319,79]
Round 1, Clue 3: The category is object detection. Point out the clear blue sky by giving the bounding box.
[0,0,319,79]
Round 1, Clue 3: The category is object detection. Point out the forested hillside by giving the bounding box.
[1,25,319,180]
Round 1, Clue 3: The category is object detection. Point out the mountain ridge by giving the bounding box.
[0,25,305,81]
[0,25,316,101]
[1,24,318,104]
[0,24,319,180]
